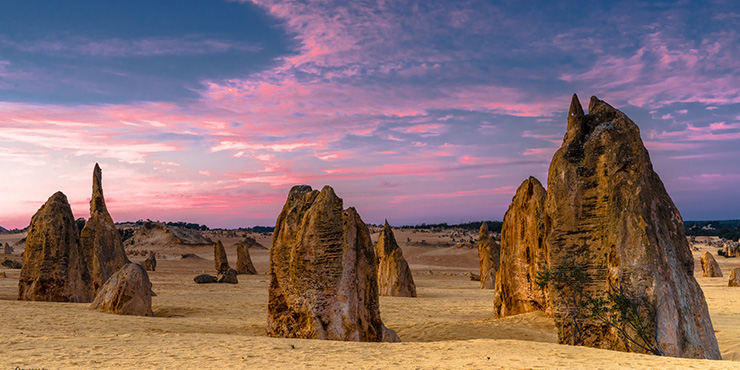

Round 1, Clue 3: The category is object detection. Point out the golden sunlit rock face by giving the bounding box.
[267,185,399,342]
[700,251,723,277]
[80,163,129,295]
[495,177,550,318]
[375,220,416,297]
[477,222,500,290]
[19,191,93,303]
[543,94,720,359]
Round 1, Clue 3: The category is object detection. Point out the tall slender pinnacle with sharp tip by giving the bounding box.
[375,220,416,297]
[477,222,500,289]
[80,164,130,295]
[568,93,584,119]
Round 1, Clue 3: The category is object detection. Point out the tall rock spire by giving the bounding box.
[80,164,130,295]
[375,220,416,297]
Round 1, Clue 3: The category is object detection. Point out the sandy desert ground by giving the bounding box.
[2,230,740,369]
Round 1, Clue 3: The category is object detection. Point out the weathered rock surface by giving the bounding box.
[194,274,218,284]
[236,239,258,275]
[19,192,93,302]
[217,268,239,284]
[729,268,740,287]
[494,177,550,318]
[143,252,157,271]
[477,222,500,290]
[4,243,12,255]
[375,220,416,297]
[267,185,399,342]
[543,94,720,359]
[700,251,722,277]
[80,164,130,294]
[90,263,153,316]
[214,240,230,272]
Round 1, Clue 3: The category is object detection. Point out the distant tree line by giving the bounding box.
[397,221,502,233]
[684,220,740,241]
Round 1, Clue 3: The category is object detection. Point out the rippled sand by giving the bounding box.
[1,231,739,369]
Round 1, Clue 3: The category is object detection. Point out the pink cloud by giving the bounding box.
[561,31,740,108]
[388,186,516,204]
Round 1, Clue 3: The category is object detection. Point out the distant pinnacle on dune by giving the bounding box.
[267,185,399,342]
[494,176,550,318]
[700,251,722,277]
[477,222,500,289]
[80,163,130,295]
[214,240,230,272]
[544,94,720,359]
[375,220,416,297]
[236,238,258,275]
[19,192,93,302]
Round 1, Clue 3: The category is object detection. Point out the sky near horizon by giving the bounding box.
[1,0,739,229]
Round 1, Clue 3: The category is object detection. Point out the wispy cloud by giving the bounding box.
[1,36,261,57]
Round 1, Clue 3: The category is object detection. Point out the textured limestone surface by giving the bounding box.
[267,185,399,342]
[495,177,550,318]
[19,192,93,303]
[543,94,720,359]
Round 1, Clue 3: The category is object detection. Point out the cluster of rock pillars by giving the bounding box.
[15,94,722,360]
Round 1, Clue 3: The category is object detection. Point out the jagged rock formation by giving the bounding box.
[477,222,500,289]
[543,94,720,359]
[90,263,153,316]
[236,239,258,275]
[143,252,156,271]
[4,243,12,254]
[729,268,740,287]
[218,268,238,284]
[700,252,722,277]
[267,185,399,342]
[214,240,230,272]
[194,274,218,284]
[19,192,93,302]
[375,220,416,297]
[80,164,130,294]
[494,177,550,318]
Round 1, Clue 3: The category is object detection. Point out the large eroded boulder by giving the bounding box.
[700,251,722,277]
[543,94,720,359]
[375,220,416,297]
[90,263,153,316]
[80,164,130,294]
[267,185,399,342]
[236,239,258,275]
[19,192,93,302]
[494,177,550,318]
[477,222,500,289]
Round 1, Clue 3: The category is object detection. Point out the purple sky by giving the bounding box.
[1,0,739,229]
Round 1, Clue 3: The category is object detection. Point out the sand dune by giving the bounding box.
[1,234,740,369]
